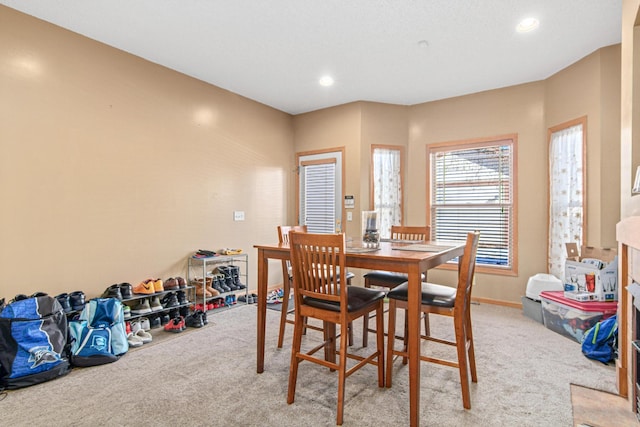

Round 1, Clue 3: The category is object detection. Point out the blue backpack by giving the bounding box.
[581,315,617,364]
[68,298,128,367]
[0,295,70,389]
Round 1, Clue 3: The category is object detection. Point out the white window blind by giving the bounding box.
[301,162,336,234]
[430,140,514,268]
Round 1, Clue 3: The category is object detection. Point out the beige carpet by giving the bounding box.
[0,302,620,426]
[571,384,637,427]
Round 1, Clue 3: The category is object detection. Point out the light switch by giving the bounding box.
[347,212,353,221]
[233,211,245,221]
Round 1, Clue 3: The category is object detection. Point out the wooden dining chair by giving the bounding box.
[362,225,431,347]
[287,231,385,426]
[277,226,354,348]
[385,231,480,409]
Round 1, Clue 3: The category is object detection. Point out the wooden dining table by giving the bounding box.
[253,239,465,427]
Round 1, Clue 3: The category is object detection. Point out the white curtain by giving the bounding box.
[372,148,402,239]
[548,124,583,279]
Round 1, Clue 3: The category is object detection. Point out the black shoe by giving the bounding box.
[10,294,29,304]
[31,292,48,298]
[102,284,123,300]
[119,283,133,299]
[149,314,162,329]
[160,313,170,325]
[69,291,86,311]
[201,310,208,325]
[161,292,179,308]
[179,306,189,318]
[176,290,188,305]
[55,293,72,313]
[230,265,246,289]
[0,297,5,312]
[186,311,204,328]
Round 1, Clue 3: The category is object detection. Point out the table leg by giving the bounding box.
[257,248,268,373]
[407,265,421,427]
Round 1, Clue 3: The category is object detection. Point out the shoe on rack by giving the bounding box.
[119,283,133,299]
[160,313,170,326]
[139,317,151,331]
[164,277,179,290]
[185,311,205,328]
[126,321,132,335]
[69,291,86,311]
[149,315,161,329]
[164,316,185,333]
[55,293,72,313]
[135,328,153,344]
[205,283,220,297]
[201,310,208,325]
[161,292,179,308]
[130,320,141,334]
[149,296,164,312]
[229,265,246,289]
[176,276,187,289]
[176,290,189,305]
[102,284,123,300]
[179,306,189,318]
[127,332,144,348]
[130,298,152,315]
[153,278,164,293]
[123,305,132,319]
[133,279,155,295]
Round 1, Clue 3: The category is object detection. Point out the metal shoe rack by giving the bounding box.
[187,253,249,311]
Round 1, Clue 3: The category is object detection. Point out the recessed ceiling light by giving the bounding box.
[516,17,539,33]
[319,75,334,87]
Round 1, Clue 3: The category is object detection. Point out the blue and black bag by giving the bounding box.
[0,295,70,390]
[68,298,128,367]
[581,314,618,364]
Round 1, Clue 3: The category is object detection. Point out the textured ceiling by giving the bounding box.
[0,0,622,114]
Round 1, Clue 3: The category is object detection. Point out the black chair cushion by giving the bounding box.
[304,286,385,313]
[363,271,425,287]
[386,281,456,308]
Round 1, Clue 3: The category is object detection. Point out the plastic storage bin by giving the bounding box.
[540,291,617,343]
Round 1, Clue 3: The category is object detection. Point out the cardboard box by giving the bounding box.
[540,291,617,343]
[564,243,618,302]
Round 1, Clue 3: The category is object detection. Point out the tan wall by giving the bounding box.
[546,44,621,248]
[0,6,294,299]
[622,0,640,218]
[292,102,362,238]
[0,5,623,306]
[407,83,546,304]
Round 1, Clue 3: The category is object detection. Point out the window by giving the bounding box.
[371,145,403,239]
[297,150,344,234]
[548,118,586,279]
[428,136,517,272]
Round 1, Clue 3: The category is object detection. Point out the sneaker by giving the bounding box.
[130,320,142,334]
[135,328,153,344]
[176,290,189,305]
[164,316,185,333]
[153,279,164,293]
[125,321,132,334]
[149,296,163,312]
[123,305,132,319]
[149,315,161,329]
[161,292,179,308]
[185,311,204,328]
[139,317,151,331]
[102,284,122,300]
[133,280,155,295]
[120,283,133,299]
[127,332,144,348]
[131,298,152,315]
[160,313,170,325]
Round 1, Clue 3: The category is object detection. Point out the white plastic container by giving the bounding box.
[526,273,563,301]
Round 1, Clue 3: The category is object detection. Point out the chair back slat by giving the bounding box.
[278,225,307,278]
[290,232,346,304]
[455,231,480,311]
[390,225,430,241]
